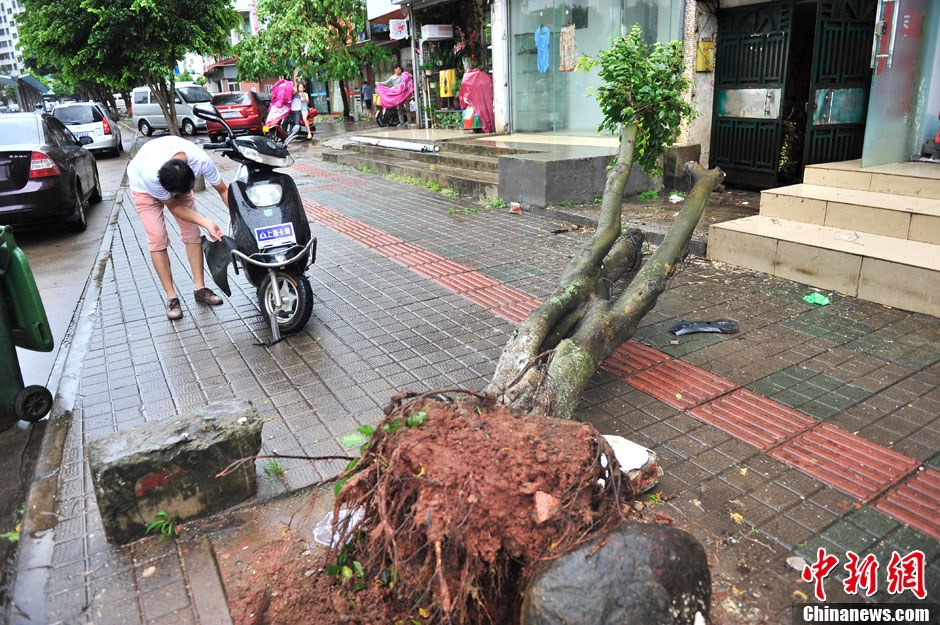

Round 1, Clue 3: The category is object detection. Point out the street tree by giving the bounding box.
[235,0,390,119]
[19,0,239,134]
[238,25,725,624]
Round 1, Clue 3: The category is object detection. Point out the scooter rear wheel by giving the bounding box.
[258,270,313,335]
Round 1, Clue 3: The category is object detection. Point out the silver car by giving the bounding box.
[51,102,123,158]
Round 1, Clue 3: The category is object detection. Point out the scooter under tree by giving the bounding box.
[193,103,316,344]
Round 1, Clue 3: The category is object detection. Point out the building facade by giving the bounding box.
[0,0,23,76]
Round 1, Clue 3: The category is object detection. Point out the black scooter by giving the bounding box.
[193,103,316,343]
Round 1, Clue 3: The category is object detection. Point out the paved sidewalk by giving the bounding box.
[12,140,939,624]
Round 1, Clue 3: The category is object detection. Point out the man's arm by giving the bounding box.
[164,195,223,241]
[212,181,229,207]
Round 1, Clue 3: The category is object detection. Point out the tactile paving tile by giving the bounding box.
[626,359,739,410]
[601,340,671,378]
[689,389,816,451]
[770,424,920,503]
[873,468,940,541]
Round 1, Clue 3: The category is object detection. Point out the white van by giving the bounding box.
[130,83,213,136]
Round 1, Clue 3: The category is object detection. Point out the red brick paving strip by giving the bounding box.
[300,186,933,531]
[769,424,920,503]
[689,389,816,451]
[626,359,739,410]
[873,468,940,541]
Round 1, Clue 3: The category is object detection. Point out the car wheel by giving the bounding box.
[89,165,102,204]
[65,181,88,232]
[139,120,153,136]
[182,119,196,136]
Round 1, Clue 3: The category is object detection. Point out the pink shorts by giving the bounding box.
[132,191,202,252]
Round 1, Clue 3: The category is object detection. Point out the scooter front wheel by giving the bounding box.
[258,270,313,335]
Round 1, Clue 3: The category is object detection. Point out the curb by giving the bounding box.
[6,138,141,625]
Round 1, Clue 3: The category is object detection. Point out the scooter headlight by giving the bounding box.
[246,183,284,206]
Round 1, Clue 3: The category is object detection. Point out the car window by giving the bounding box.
[53,105,103,125]
[178,86,212,103]
[133,91,149,105]
[212,93,251,106]
[46,117,78,147]
[0,116,40,145]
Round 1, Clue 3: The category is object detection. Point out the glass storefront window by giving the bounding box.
[509,0,680,134]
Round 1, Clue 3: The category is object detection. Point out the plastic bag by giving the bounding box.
[312,508,364,548]
[373,93,381,107]
[802,293,830,306]
[463,105,475,129]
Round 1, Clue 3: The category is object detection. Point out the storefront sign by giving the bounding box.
[390,19,409,40]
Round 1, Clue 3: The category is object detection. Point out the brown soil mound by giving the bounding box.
[332,390,629,624]
[223,390,632,624]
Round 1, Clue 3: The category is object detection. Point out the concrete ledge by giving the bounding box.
[89,400,263,545]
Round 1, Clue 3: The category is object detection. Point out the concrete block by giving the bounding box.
[707,225,777,275]
[909,214,940,245]
[88,401,262,545]
[662,144,701,192]
[761,192,827,225]
[773,241,861,297]
[803,165,872,191]
[858,257,940,317]
[824,203,911,239]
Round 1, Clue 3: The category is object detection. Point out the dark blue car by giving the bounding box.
[0,112,101,232]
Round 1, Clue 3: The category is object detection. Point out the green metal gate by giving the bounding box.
[804,0,877,166]
[712,2,793,188]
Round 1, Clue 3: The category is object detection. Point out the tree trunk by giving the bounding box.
[149,74,180,136]
[487,124,725,419]
[339,79,352,119]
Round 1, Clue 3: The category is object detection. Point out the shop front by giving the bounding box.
[508,0,682,133]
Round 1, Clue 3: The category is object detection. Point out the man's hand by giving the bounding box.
[205,220,223,242]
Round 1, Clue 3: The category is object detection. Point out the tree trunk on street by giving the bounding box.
[486,124,725,419]
[338,79,352,119]
[148,73,179,135]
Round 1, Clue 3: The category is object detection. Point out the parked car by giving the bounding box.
[52,102,123,158]
[112,93,128,116]
[0,112,101,232]
[131,83,212,136]
[206,91,267,142]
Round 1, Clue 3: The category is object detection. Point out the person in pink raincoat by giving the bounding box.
[376,65,414,125]
[265,78,294,128]
[458,69,494,133]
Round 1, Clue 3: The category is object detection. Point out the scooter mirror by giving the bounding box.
[193,102,222,123]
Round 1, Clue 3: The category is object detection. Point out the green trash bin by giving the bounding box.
[0,226,54,432]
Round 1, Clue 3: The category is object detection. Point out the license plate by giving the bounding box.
[75,132,90,138]
[254,223,296,249]
[222,111,240,119]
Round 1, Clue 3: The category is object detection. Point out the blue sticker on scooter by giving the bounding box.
[264,209,273,216]
[254,223,296,249]
[267,141,276,149]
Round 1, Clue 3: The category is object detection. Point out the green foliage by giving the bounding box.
[637,190,659,200]
[448,207,478,215]
[481,196,507,210]
[146,511,180,542]
[1,530,19,543]
[576,24,694,176]
[355,164,377,174]
[435,111,462,129]
[326,534,366,591]
[20,0,239,134]
[235,0,390,86]
[263,459,286,479]
[335,412,429,496]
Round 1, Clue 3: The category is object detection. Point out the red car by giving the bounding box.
[206,91,267,142]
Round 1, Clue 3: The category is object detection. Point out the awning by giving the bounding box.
[0,75,17,87]
[19,75,51,95]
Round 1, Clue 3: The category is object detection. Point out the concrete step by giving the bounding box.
[438,139,536,158]
[345,142,499,173]
[323,149,498,198]
[761,184,940,244]
[707,215,940,317]
[804,160,940,200]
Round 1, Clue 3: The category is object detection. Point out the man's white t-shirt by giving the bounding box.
[127,135,222,201]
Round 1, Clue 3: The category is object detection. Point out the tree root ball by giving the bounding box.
[332,391,632,625]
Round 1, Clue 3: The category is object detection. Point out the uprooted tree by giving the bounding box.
[228,25,725,625]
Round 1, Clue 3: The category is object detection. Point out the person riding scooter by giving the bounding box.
[264,78,301,144]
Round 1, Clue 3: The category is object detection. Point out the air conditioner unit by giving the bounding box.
[421,24,453,40]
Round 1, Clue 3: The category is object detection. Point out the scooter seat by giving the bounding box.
[202,235,237,296]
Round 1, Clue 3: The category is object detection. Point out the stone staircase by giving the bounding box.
[321,138,513,198]
[707,160,940,317]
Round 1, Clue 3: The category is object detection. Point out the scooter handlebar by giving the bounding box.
[202,141,229,150]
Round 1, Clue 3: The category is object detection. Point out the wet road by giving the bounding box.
[13,132,134,390]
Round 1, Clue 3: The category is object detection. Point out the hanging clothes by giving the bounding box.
[560,24,577,72]
[458,69,495,133]
[534,25,550,74]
